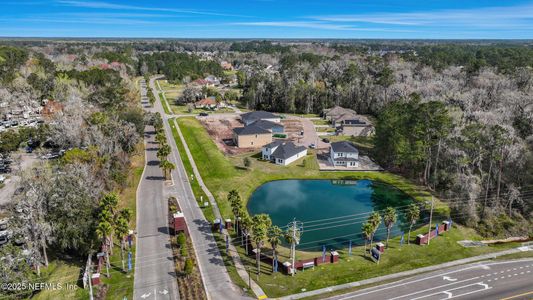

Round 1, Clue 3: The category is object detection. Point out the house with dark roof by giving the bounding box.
[232,124,272,148]
[329,141,359,168]
[262,141,307,166]
[322,106,357,121]
[340,117,374,137]
[251,119,284,133]
[240,111,280,126]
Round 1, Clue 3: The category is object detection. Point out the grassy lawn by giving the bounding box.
[316,127,336,133]
[175,117,443,220]
[312,119,330,125]
[233,224,519,297]
[174,117,523,297]
[168,118,214,221]
[33,256,89,300]
[282,113,321,118]
[158,92,172,115]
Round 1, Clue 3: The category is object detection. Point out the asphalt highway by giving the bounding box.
[326,259,533,300]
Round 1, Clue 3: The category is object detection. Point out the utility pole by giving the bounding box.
[287,218,303,277]
[427,196,434,245]
[291,222,296,277]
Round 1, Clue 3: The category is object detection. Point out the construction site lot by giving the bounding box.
[199,114,305,155]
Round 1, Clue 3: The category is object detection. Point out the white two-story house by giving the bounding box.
[329,141,359,168]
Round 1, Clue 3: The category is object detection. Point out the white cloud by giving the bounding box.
[232,21,414,32]
[312,3,533,29]
[56,0,252,18]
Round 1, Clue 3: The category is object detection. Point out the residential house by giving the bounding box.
[262,141,307,166]
[232,124,272,148]
[322,106,357,121]
[329,141,359,168]
[204,75,220,86]
[241,111,280,126]
[340,118,374,137]
[190,79,212,88]
[250,119,284,134]
[194,97,218,109]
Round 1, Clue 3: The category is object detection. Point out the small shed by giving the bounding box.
[173,211,187,234]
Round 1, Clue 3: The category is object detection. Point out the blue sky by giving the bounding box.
[1,0,532,38]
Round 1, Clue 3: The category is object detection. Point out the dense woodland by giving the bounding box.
[0,39,532,294]
[0,44,143,293]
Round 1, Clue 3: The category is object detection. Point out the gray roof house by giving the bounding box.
[241,111,280,126]
[251,119,284,133]
[262,141,307,166]
[329,141,359,168]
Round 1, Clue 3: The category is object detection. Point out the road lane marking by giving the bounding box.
[500,290,533,300]
[409,282,491,300]
[388,277,481,300]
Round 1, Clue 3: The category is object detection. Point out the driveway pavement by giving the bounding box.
[133,79,180,300]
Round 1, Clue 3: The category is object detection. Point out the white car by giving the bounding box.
[0,175,5,184]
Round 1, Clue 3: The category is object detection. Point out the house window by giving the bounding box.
[251,141,254,145]
[338,152,344,157]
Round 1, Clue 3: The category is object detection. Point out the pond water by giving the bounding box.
[247,179,415,251]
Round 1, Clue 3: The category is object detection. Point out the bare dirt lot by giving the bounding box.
[199,114,253,155]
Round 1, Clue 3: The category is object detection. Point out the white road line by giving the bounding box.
[410,282,490,300]
[388,277,481,300]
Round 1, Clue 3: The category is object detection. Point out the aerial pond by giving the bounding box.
[247,179,415,251]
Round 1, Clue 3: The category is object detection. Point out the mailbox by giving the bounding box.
[330,251,339,263]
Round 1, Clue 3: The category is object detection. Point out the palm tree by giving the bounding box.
[251,214,271,280]
[361,222,373,255]
[228,190,242,232]
[157,144,171,161]
[368,212,381,249]
[96,221,112,277]
[159,159,175,180]
[383,207,397,248]
[155,132,166,144]
[240,213,252,254]
[115,217,129,272]
[406,204,420,244]
[268,225,282,272]
[98,208,114,255]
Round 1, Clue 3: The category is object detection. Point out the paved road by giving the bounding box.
[150,77,248,300]
[133,79,180,300]
[0,153,38,207]
[326,259,533,300]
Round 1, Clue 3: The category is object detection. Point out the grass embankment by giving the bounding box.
[99,142,144,300]
[168,119,214,221]
[174,117,523,297]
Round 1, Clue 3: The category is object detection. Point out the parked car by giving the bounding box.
[309,143,316,149]
[0,175,5,184]
[199,112,209,117]
[322,138,330,143]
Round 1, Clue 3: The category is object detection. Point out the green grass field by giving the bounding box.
[233,224,518,297]
[175,117,444,219]
[173,117,523,297]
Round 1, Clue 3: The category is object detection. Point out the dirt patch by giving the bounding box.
[199,116,255,155]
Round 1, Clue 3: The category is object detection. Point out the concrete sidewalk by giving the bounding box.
[277,247,526,300]
[150,77,250,300]
[171,117,267,299]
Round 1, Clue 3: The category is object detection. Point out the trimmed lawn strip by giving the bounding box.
[168,118,214,221]
[232,224,518,297]
[32,256,89,300]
